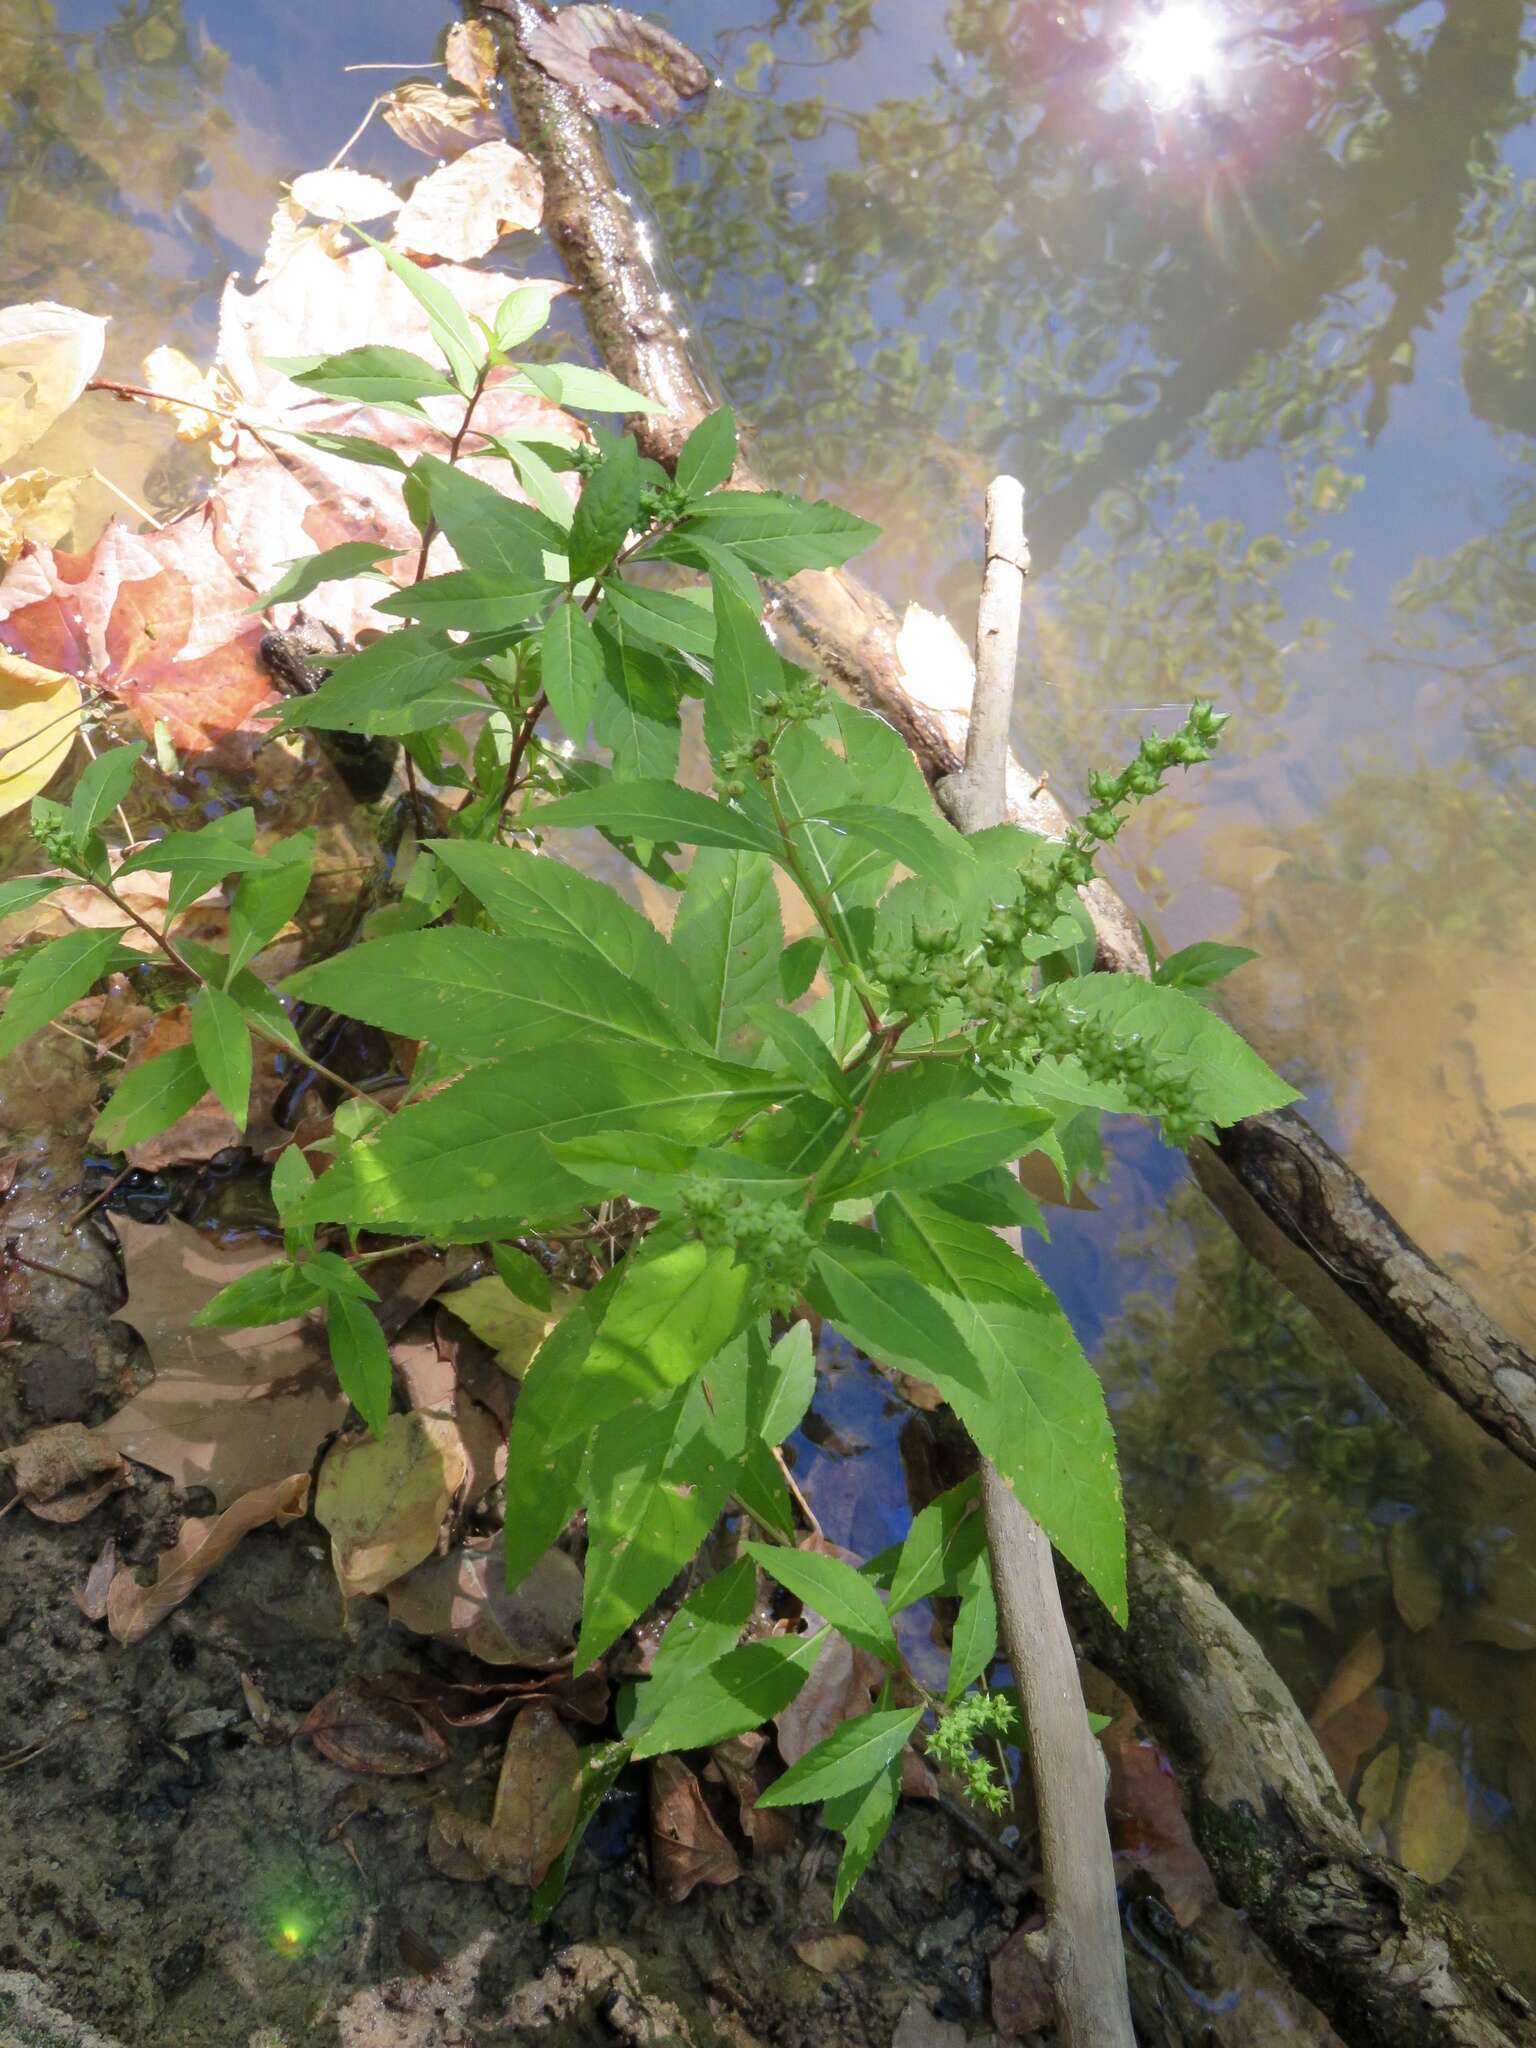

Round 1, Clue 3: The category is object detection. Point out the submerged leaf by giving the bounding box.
[649,1755,742,1902]
[517,5,710,126]
[314,1411,470,1600]
[105,1472,309,1643]
[382,80,504,159]
[0,651,81,820]
[300,1677,448,1775]
[392,141,544,264]
[0,301,106,464]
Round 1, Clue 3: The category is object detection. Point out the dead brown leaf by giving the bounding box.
[445,19,500,103]
[775,1630,884,1766]
[989,1919,1054,2039]
[429,1703,582,1887]
[382,81,505,159]
[1,1421,126,1522]
[240,1670,288,1742]
[1310,1630,1384,1728]
[515,5,710,127]
[1102,1713,1217,1928]
[103,1215,346,1507]
[299,1677,449,1776]
[649,1755,741,1903]
[385,1536,582,1669]
[105,1471,308,1643]
[393,1319,512,1506]
[706,1731,795,1856]
[314,1410,469,1601]
[792,1933,868,1974]
[1388,1522,1444,1633]
[1357,1743,1470,1885]
[73,1535,118,1619]
[376,1665,609,1730]
[1310,1630,1389,1792]
[392,141,543,265]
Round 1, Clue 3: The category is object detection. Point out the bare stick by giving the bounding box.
[948,478,1135,2048]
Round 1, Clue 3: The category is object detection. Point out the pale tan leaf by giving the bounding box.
[0,301,107,464]
[793,1934,869,1974]
[381,81,504,160]
[392,141,543,264]
[0,468,85,563]
[1389,1522,1444,1633]
[445,20,500,104]
[140,346,237,458]
[1357,1743,1470,1885]
[104,1215,346,1507]
[438,1272,567,1378]
[289,168,402,224]
[1310,1629,1385,1728]
[0,650,81,820]
[2,1421,126,1522]
[74,1535,119,1619]
[105,1470,309,1643]
[488,1702,582,1885]
[314,1410,469,1600]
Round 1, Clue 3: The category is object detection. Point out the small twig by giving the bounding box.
[67,1162,137,1231]
[89,467,163,531]
[326,94,384,170]
[10,1248,111,1294]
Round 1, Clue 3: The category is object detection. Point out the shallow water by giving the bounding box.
[4,0,1535,1998]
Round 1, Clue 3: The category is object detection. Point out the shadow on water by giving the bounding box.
[3,0,1536,1999]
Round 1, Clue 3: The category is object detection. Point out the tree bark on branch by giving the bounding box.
[488,6,1536,1473]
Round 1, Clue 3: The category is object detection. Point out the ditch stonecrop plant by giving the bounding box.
[0,248,1297,1911]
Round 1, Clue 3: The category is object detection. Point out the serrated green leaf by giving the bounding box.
[877,1194,1125,1620]
[568,1237,752,1442]
[591,619,684,782]
[116,809,261,926]
[413,453,567,577]
[1025,974,1299,1129]
[503,1276,621,1588]
[92,1044,208,1151]
[754,1320,815,1446]
[779,935,823,1002]
[830,701,932,817]
[535,780,781,855]
[268,625,492,736]
[189,985,252,1130]
[0,875,64,923]
[675,407,738,498]
[831,1100,1053,1204]
[756,1707,922,1808]
[807,1225,986,1403]
[932,1168,1048,1234]
[252,541,403,611]
[326,1292,392,1436]
[284,927,691,1062]
[641,528,762,608]
[817,802,969,890]
[577,1378,740,1665]
[358,235,483,393]
[66,744,144,839]
[540,602,605,737]
[750,1003,852,1105]
[372,568,556,631]
[288,428,410,471]
[192,1259,327,1329]
[227,832,315,979]
[495,437,576,530]
[516,361,665,414]
[531,1740,630,1924]
[290,1045,783,1236]
[826,1756,900,1917]
[569,435,642,580]
[630,1628,828,1759]
[671,848,783,1061]
[494,285,554,352]
[629,1558,755,1736]
[704,576,782,760]
[887,1477,985,1613]
[600,579,715,659]
[266,343,459,404]
[0,927,125,1058]
[746,1542,897,1665]
[1152,940,1258,993]
[945,1551,999,1701]
[677,489,879,577]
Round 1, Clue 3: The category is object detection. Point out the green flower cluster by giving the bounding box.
[927,1689,1019,1814]
[715,669,827,800]
[1077,698,1229,846]
[639,478,694,527]
[678,1176,816,1311]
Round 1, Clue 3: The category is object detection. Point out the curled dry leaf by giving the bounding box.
[104,1215,346,1508]
[105,1471,309,1643]
[445,19,500,104]
[367,1665,609,1731]
[300,1677,449,1776]
[0,649,81,821]
[392,140,543,265]
[385,1536,582,1669]
[1102,1712,1218,1928]
[382,80,505,159]
[706,1732,795,1855]
[1357,1743,1470,1885]
[289,168,402,225]
[257,197,350,284]
[2,1421,126,1523]
[437,1271,569,1377]
[140,347,238,462]
[516,4,710,127]
[314,1410,469,1601]
[0,301,107,465]
[0,468,85,565]
[430,1703,582,1886]
[775,1631,884,1765]
[649,1755,741,1903]
[74,1535,119,1621]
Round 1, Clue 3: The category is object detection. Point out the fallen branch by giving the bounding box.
[1062,1526,1536,2048]
[489,10,1536,1472]
[947,478,1134,2048]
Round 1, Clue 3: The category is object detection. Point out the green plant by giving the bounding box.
[0,251,1297,1909]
